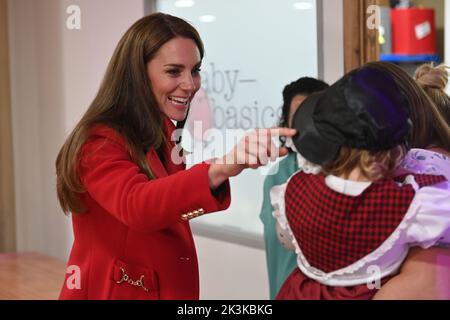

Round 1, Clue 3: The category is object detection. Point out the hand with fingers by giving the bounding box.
[208,128,297,189]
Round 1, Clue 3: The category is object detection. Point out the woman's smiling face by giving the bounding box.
[147,37,202,122]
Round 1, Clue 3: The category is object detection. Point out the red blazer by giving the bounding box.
[59,119,231,300]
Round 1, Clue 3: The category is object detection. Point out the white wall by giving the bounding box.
[195,235,269,299]
[8,0,343,299]
[322,0,344,84]
[8,0,144,259]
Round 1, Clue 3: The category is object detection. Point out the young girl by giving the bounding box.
[271,65,450,299]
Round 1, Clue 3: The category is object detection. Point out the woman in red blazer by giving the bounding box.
[56,13,295,300]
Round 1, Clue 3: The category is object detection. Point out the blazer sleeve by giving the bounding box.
[78,132,231,233]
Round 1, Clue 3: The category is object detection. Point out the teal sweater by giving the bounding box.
[259,152,298,299]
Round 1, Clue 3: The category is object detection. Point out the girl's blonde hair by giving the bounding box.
[415,63,450,125]
[322,145,407,181]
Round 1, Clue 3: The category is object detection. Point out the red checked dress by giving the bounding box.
[270,149,450,300]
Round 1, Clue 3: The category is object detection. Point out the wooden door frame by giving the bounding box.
[344,0,381,73]
[0,0,17,252]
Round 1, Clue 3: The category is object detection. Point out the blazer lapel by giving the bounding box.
[146,118,186,178]
[146,149,168,178]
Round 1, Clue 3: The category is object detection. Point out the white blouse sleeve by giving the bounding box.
[270,182,296,250]
[275,221,296,251]
[270,182,289,230]
[405,181,450,248]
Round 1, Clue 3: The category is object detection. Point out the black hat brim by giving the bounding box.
[291,92,341,166]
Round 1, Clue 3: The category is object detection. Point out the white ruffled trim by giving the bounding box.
[270,141,322,229]
[271,172,450,287]
[270,183,289,230]
[275,221,296,251]
[285,138,322,175]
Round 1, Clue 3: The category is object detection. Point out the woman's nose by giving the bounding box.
[180,73,196,92]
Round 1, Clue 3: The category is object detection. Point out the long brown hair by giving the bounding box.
[365,61,450,151]
[56,13,204,214]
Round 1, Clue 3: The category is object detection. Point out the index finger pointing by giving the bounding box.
[267,127,297,137]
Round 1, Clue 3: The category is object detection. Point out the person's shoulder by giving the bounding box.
[87,123,126,147]
[263,153,298,187]
[280,152,298,167]
[79,124,128,162]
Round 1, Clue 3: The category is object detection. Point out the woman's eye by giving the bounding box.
[166,69,180,76]
[192,67,201,75]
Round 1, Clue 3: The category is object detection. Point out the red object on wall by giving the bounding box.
[391,8,436,55]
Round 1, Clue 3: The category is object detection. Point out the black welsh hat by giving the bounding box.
[291,65,412,165]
